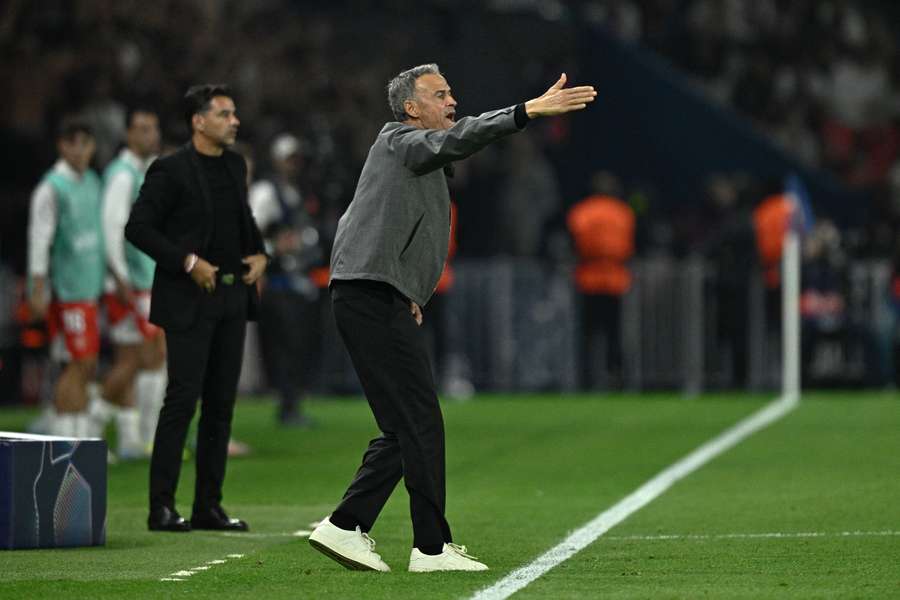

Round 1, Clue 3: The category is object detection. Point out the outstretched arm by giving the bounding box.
[396,74,596,174]
[525,73,596,118]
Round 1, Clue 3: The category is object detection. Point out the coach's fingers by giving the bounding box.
[548,72,567,91]
[410,301,423,326]
[564,89,597,102]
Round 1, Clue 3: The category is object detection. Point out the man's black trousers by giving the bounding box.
[149,282,247,513]
[330,279,452,549]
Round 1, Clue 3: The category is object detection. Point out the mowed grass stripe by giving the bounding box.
[470,394,798,600]
[0,394,769,599]
[517,394,900,599]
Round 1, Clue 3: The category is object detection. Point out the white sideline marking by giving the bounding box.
[215,529,312,539]
[159,553,245,582]
[469,394,798,600]
[606,530,900,541]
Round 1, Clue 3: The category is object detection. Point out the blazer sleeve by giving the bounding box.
[125,158,187,274]
[389,105,523,175]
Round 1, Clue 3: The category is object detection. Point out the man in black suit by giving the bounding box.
[126,84,268,532]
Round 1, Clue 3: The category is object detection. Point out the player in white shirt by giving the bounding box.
[96,107,166,458]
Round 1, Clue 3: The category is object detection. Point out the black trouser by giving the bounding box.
[715,279,749,387]
[258,287,320,420]
[330,280,451,549]
[422,291,447,381]
[149,280,247,513]
[580,293,623,390]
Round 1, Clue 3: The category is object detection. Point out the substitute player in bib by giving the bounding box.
[27,118,105,437]
[98,106,167,458]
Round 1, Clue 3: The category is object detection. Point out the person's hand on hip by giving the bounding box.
[411,301,423,326]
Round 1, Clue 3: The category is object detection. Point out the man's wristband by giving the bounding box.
[184,253,199,273]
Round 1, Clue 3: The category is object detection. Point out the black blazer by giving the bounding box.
[125,143,265,331]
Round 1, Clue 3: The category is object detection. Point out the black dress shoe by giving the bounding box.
[190,506,249,531]
[148,506,191,532]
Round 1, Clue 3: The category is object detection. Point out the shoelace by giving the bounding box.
[356,528,378,553]
[447,543,478,560]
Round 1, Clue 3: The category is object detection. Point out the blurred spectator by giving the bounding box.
[567,171,635,390]
[799,220,849,384]
[3,0,900,397]
[752,186,792,290]
[424,201,473,399]
[698,174,757,387]
[249,134,325,427]
[496,134,562,257]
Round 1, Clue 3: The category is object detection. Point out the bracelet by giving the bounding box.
[184,253,199,273]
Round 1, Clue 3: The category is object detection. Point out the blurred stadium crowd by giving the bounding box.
[1,0,900,410]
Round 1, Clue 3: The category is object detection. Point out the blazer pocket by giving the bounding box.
[398,213,425,260]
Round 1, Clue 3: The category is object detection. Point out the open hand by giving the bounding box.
[525,73,596,118]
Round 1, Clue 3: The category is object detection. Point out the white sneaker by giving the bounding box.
[409,543,489,572]
[308,517,390,572]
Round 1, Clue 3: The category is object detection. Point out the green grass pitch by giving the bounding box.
[1,392,898,599]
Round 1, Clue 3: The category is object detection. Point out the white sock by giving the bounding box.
[73,413,92,438]
[51,412,77,437]
[115,408,142,456]
[51,412,91,438]
[87,382,117,435]
[136,368,166,447]
[27,406,56,435]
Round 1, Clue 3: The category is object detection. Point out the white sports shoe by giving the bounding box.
[408,543,489,572]
[308,517,390,572]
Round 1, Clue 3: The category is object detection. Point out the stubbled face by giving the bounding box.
[127,112,161,158]
[407,73,457,130]
[195,95,240,147]
[58,132,96,173]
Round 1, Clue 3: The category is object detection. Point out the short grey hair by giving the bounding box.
[387,63,441,121]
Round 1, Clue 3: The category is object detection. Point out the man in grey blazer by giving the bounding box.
[308,64,595,572]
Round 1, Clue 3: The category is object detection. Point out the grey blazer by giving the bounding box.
[330,105,525,306]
